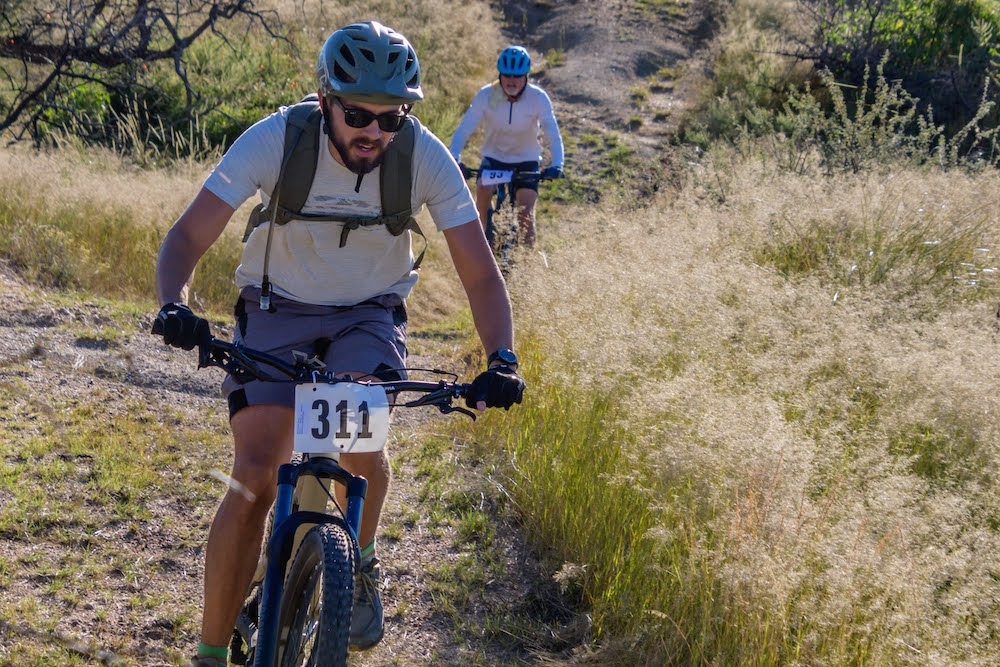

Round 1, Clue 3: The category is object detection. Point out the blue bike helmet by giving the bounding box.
[317,21,424,105]
[497,45,531,76]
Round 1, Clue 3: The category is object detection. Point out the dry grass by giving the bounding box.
[5,0,1000,662]
[493,155,1000,664]
[0,144,477,334]
[0,145,246,313]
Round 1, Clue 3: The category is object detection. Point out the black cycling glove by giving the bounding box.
[466,366,525,410]
[542,165,564,179]
[458,161,473,180]
[151,302,212,351]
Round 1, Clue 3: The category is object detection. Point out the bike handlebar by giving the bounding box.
[462,167,556,185]
[196,338,477,418]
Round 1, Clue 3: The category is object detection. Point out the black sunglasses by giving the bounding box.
[332,97,409,132]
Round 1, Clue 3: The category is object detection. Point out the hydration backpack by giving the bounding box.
[242,94,428,268]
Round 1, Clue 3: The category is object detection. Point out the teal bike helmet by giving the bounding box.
[497,45,531,76]
[317,21,424,105]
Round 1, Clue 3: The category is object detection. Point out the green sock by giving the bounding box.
[197,641,228,663]
[360,539,376,564]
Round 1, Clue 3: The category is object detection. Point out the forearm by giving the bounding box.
[449,103,484,160]
[449,121,474,160]
[156,226,201,306]
[155,187,236,307]
[444,220,516,358]
[543,118,564,166]
[466,277,515,357]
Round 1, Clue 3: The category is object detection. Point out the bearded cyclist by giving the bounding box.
[449,45,565,248]
[152,20,525,667]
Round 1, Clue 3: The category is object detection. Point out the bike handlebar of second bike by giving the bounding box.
[462,167,556,185]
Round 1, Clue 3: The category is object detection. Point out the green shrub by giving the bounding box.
[682,0,1000,153]
[797,0,1000,133]
[135,35,312,152]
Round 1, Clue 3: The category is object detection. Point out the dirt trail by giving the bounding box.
[499,0,714,186]
[0,2,712,666]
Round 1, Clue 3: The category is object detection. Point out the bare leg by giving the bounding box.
[475,182,496,236]
[338,449,390,548]
[515,188,539,248]
[200,404,293,647]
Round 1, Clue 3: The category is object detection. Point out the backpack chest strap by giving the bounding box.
[244,207,427,268]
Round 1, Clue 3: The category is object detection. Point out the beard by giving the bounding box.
[331,132,389,175]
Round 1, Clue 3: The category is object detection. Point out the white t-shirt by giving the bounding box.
[449,82,564,166]
[204,105,476,306]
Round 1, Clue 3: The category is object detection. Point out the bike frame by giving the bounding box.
[465,167,548,249]
[192,339,472,666]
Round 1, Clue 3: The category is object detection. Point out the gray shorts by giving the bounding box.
[222,286,408,417]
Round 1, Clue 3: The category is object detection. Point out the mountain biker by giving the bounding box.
[151,20,525,667]
[449,45,565,248]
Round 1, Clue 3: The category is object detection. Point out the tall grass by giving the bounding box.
[468,157,1000,665]
[747,169,998,306]
[0,147,240,314]
[4,0,1000,664]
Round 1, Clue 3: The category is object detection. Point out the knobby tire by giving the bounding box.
[274,523,355,667]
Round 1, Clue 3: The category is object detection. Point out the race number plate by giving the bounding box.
[293,383,390,454]
[479,169,513,186]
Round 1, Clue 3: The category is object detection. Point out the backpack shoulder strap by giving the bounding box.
[242,95,322,242]
[378,116,428,268]
[380,115,415,218]
[280,95,323,214]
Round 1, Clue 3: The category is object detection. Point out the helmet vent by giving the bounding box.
[339,45,355,67]
[333,62,355,84]
[317,21,424,103]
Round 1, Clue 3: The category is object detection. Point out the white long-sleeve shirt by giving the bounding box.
[449,82,564,167]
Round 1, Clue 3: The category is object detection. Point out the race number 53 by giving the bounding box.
[293,383,390,453]
[479,169,513,186]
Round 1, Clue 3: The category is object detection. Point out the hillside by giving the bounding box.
[0,1,709,666]
[500,0,715,195]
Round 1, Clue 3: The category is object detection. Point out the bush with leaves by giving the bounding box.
[795,0,1000,133]
[776,55,1000,174]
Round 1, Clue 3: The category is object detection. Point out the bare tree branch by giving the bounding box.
[0,0,284,140]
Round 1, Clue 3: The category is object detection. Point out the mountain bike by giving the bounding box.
[463,167,553,272]
[179,337,475,667]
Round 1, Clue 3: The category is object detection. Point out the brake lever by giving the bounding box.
[197,338,217,370]
[438,403,477,421]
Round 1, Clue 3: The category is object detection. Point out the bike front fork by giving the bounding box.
[249,456,368,665]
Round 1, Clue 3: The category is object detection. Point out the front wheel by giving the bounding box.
[274,523,355,667]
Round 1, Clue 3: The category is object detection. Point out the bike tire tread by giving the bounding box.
[274,524,355,667]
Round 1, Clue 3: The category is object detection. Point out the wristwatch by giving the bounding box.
[487,348,519,368]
